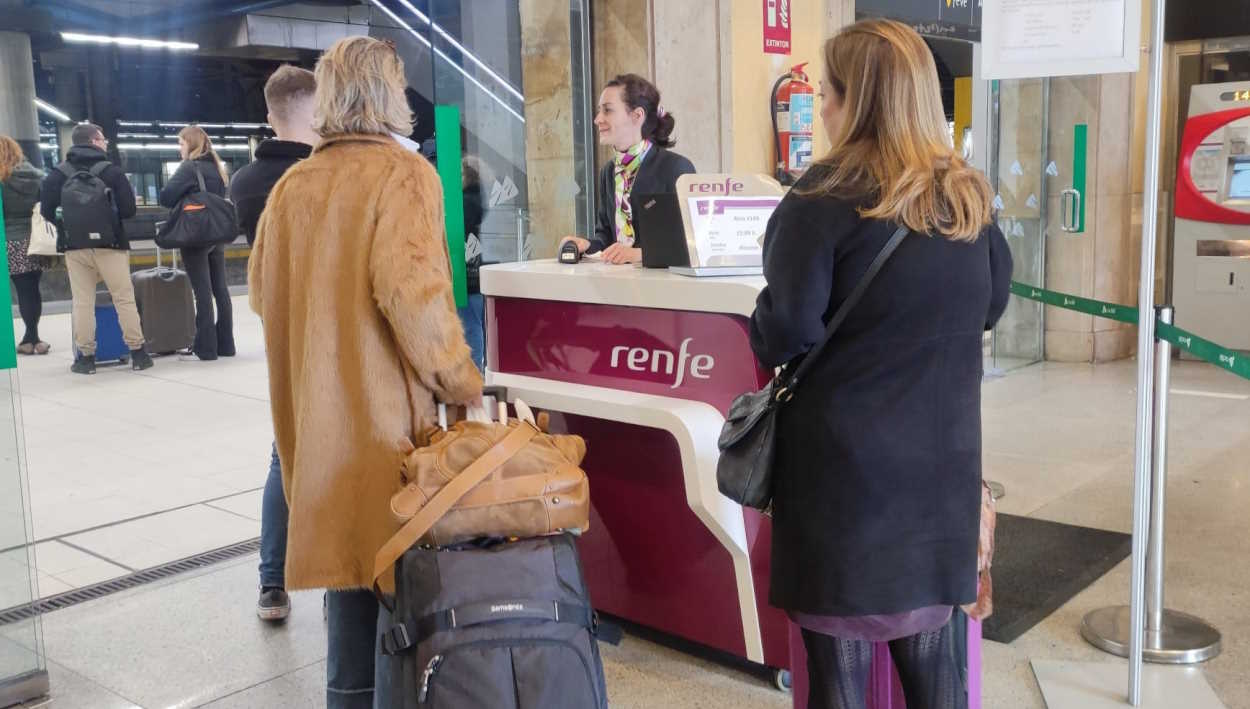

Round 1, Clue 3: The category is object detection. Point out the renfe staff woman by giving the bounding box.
[561,74,695,265]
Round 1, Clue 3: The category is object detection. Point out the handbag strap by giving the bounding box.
[782,224,910,397]
[191,162,208,195]
[372,421,539,599]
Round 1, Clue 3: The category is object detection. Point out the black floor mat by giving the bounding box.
[983,514,1132,644]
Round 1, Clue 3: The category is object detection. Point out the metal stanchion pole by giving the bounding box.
[1083,308,1221,668]
[1080,0,1166,703]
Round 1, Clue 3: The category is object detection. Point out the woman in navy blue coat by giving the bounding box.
[750,19,1012,709]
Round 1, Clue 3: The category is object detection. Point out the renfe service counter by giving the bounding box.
[481,260,790,672]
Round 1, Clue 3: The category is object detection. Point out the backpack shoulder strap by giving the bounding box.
[57,162,77,179]
[371,421,539,601]
[88,161,111,178]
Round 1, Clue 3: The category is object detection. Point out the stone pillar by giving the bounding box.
[0,31,42,167]
[518,0,578,258]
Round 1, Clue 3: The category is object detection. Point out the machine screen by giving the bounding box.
[1226,158,1250,201]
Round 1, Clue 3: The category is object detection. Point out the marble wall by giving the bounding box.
[518,0,579,258]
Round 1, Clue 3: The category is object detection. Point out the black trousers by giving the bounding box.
[802,622,966,709]
[180,244,234,359]
[11,270,42,344]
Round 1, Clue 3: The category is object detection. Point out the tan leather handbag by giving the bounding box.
[373,415,590,593]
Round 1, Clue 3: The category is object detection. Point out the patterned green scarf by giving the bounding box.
[613,139,652,247]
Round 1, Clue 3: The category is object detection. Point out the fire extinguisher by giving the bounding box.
[771,63,815,186]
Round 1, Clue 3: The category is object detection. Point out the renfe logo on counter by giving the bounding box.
[688,177,745,195]
[610,338,715,388]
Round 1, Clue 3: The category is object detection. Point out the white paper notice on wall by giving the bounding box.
[983,0,1140,80]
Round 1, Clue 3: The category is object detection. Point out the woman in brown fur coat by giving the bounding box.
[248,36,482,708]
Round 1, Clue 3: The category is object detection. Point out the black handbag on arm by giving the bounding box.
[717,224,910,511]
[155,164,238,249]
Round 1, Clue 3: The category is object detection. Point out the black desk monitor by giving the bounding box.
[630,193,691,269]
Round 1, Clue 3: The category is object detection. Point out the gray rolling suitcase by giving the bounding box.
[379,533,609,709]
[131,247,195,355]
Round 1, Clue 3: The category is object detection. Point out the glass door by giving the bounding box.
[0,195,48,706]
[989,78,1048,370]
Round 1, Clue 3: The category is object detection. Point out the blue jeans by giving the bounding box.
[457,293,486,372]
[326,590,394,708]
[259,443,288,588]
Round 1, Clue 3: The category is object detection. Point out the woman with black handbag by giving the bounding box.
[747,20,1012,709]
[160,125,236,360]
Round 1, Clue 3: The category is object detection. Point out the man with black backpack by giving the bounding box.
[40,123,152,374]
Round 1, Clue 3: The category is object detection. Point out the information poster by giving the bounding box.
[675,174,786,269]
[983,0,1139,80]
[687,197,779,264]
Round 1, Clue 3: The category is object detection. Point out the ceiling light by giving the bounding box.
[61,32,198,51]
[33,98,72,123]
[116,142,250,153]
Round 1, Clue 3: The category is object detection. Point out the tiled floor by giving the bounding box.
[3,296,273,613]
[2,302,1248,708]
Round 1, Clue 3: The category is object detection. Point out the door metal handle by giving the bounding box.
[1060,188,1082,233]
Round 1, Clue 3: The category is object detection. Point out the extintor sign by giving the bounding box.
[763,0,791,55]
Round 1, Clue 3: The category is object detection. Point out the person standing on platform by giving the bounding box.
[229,64,318,623]
[0,136,50,355]
[560,74,695,265]
[40,123,152,375]
[160,126,236,361]
[249,37,481,708]
[749,20,1012,709]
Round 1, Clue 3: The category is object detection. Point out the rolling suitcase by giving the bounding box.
[132,247,195,355]
[74,289,129,365]
[788,611,982,709]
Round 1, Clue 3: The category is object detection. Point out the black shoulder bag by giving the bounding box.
[716,224,910,512]
[155,164,239,249]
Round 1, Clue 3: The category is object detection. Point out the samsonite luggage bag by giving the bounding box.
[131,247,195,355]
[378,533,609,709]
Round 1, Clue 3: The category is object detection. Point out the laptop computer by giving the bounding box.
[630,193,691,269]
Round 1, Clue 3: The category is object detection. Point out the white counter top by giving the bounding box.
[480,260,765,318]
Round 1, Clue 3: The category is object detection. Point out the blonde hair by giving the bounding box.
[178,125,229,185]
[802,19,992,241]
[313,37,413,137]
[0,136,23,182]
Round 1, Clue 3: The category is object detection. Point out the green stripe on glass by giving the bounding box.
[435,105,468,308]
[1073,123,1087,233]
[0,191,16,370]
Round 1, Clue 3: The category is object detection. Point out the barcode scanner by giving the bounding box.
[559,240,582,264]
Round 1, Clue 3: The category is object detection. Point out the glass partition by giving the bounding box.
[0,203,48,707]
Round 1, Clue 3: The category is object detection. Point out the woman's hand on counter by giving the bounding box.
[560,235,592,254]
[601,243,642,265]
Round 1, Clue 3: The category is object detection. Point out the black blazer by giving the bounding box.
[590,147,695,253]
[750,164,1012,617]
[160,155,227,208]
